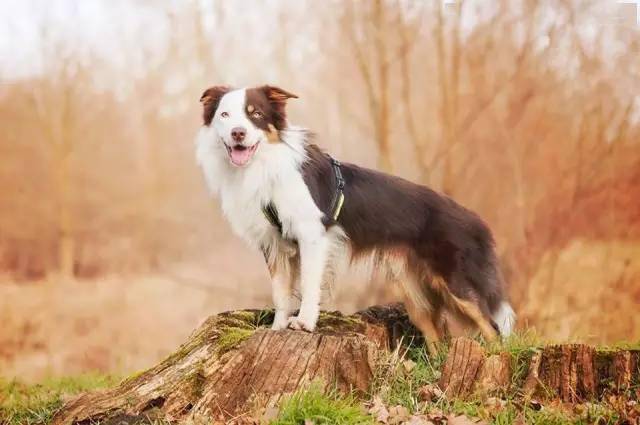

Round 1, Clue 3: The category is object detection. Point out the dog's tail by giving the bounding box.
[464,239,516,337]
[491,301,516,337]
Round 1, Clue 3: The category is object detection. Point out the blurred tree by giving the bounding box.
[28,54,86,278]
[343,0,394,171]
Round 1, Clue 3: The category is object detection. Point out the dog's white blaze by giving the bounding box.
[196,92,333,330]
[213,88,264,149]
[492,301,516,337]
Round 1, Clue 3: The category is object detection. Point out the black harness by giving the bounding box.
[262,157,345,235]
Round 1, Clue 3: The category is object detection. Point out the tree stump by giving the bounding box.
[51,312,640,424]
[437,338,511,398]
[474,352,512,396]
[533,344,597,402]
[438,338,640,403]
[524,345,640,402]
[595,349,640,396]
[52,305,419,425]
[438,338,486,398]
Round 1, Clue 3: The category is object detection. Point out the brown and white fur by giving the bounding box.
[195,85,515,348]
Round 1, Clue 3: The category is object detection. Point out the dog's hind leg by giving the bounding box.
[399,271,444,355]
[432,305,450,341]
[403,296,441,355]
[432,276,498,342]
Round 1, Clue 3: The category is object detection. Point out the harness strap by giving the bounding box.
[262,155,345,234]
[262,202,283,234]
[329,158,345,221]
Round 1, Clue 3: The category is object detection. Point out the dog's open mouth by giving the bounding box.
[225,143,259,166]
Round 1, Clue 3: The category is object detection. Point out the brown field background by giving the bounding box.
[1,0,639,380]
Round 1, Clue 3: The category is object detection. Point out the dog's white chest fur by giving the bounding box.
[195,126,324,249]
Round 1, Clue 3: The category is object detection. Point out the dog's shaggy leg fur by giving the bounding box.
[263,240,299,330]
[403,292,441,355]
[430,276,498,341]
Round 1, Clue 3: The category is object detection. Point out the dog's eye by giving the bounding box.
[251,111,263,119]
[220,112,229,118]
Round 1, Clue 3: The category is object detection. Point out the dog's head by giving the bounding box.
[199,85,298,167]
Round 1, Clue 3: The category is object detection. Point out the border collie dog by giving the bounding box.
[196,85,515,348]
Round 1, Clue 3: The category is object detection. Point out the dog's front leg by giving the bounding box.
[271,270,293,330]
[263,246,296,331]
[287,231,328,332]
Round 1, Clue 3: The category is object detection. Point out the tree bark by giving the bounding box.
[52,305,419,425]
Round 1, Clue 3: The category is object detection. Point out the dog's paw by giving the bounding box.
[287,316,316,332]
[271,311,290,331]
[271,319,289,331]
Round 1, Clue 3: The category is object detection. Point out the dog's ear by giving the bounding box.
[200,86,231,125]
[262,85,298,130]
[263,86,298,102]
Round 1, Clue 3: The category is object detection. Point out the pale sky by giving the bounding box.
[1,0,637,97]
[0,0,173,80]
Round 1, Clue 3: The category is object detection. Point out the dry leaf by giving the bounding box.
[388,405,410,424]
[402,359,417,372]
[418,384,444,402]
[485,396,506,411]
[368,395,390,423]
[261,406,279,422]
[425,409,446,424]
[447,414,487,425]
[401,415,435,425]
[528,399,542,411]
[233,415,261,425]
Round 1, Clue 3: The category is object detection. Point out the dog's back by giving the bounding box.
[302,145,515,342]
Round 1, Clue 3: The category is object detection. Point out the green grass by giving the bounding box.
[272,384,374,425]
[598,340,640,351]
[372,341,449,411]
[0,373,118,425]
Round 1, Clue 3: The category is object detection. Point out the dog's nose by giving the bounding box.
[231,127,246,143]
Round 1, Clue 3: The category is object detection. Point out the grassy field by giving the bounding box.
[1,333,636,424]
[0,374,119,425]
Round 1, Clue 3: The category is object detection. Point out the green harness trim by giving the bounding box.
[262,156,345,234]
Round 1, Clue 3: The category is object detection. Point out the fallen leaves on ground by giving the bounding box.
[368,396,390,423]
[261,406,280,422]
[418,384,444,402]
[446,414,487,425]
[367,394,486,425]
[387,405,410,423]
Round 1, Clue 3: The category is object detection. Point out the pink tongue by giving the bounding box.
[230,147,253,166]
